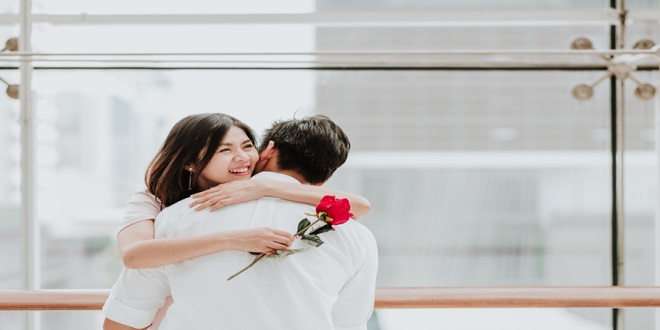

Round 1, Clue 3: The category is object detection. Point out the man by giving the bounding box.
[103,115,378,330]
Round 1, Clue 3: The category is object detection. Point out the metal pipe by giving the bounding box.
[0,11,630,25]
[0,49,657,57]
[0,59,629,67]
[19,0,38,329]
[655,72,660,330]
[3,287,660,310]
[0,10,652,25]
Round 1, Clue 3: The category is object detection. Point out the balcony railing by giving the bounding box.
[1,287,660,310]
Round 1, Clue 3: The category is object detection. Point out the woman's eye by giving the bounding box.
[218,148,230,153]
[243,144,254,149]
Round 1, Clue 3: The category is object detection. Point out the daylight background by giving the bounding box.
[0,0,659,329]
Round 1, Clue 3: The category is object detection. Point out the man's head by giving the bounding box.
[255,115,350,184]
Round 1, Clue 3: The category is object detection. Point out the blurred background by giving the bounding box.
[0,0,659,329]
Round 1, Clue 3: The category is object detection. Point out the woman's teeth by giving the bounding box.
[230,167,249,174]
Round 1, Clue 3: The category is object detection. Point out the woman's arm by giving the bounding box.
[117,220,294,269]
[190,180,372,219]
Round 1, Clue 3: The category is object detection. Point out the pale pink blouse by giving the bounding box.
[118,190,162,234]
[118,190,172,329]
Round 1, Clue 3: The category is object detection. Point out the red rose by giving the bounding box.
[315,195,353,225]
[228,195,355,280]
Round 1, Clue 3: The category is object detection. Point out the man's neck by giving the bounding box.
[256,153,308,184]
[273,170,307,184]
[257,168,307,185]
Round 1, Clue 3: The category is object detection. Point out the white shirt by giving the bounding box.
[103,172,378,330]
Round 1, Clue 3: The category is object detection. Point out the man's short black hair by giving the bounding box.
[260,115,350,184]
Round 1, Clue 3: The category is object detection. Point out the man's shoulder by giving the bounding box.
[329,220,377,251]
[155,196,193,221]
[338,219,374,236]
[155,196,262,237]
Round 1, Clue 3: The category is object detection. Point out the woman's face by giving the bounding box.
[197,126,259,190]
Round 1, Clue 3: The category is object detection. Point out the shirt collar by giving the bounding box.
[251,171,302,184]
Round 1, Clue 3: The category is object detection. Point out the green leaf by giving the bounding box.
[302,235,324,247]
[309,224,334,236]
[275,248,307,257]
[297,219,311,235]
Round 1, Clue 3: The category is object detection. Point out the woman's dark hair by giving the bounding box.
[145,113,257,207]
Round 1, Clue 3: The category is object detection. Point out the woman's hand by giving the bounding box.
[190,180,267,211]
[229,228,295,253]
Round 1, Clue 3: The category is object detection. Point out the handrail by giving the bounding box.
[1,287,660,310]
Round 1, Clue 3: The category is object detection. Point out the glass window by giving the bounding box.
[320,70,614,328]
[32,24,314,54]
[33,0,314,15]
[33,69,315,290]
[316,25,609,52]
[0,1,18,15]
[622,71,658,330]
[0,68,21,292]
[625,21,660,51]
[627,0,660,9]
[0,61,22,329]
[0,312,23,330]
[41,311,102,330]
[372,308,610,330]
[316,0,610,11]
[31,69,618,329]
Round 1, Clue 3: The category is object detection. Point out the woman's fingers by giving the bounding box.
[191,188,214,198]
[272,229,295,242]
[267,242,291,251]
[189,191,218,206]
[190,184,224,200]
[209,199,232,211]
[191,194,229,210]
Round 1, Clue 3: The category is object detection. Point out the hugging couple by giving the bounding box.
[103,113,378,330]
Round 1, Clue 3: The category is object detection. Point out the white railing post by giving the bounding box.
[19,0,39,329]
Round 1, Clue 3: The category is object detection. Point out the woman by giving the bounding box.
[115,113,370,328]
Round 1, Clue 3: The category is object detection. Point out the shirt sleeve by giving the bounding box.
[102,266,171,329]
[332,230,379,330]
[118,190,162,235]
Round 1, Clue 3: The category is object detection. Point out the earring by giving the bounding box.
[188,168,193,191]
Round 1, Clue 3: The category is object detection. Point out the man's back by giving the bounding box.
[154,172,378,330]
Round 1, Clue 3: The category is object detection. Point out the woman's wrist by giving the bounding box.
[260,179,276,198]
[215,231,239,251]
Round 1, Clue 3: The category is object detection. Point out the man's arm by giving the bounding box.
[102,266,170,329]
[103,318,148,330]
[331,230,379,330]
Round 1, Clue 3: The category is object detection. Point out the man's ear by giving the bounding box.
[259,140,276,161]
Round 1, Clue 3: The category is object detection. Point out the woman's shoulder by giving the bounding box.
[128,189,157,203]
[118,190,163,233]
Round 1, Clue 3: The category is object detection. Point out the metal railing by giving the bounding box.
[1,287,660,310]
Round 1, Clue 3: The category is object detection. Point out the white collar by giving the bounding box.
[251,171,302,184]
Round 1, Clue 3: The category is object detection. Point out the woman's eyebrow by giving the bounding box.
[220,139,252,147]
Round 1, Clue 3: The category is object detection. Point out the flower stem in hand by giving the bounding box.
[227,253,267,281]
[295,219,322,238]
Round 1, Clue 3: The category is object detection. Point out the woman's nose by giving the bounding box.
[234,149,249,161]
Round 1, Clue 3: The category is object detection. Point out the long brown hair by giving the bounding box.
[145,113,257,207]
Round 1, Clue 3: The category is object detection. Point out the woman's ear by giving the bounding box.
[259,141,276,161]
[185,164,195,172]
